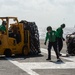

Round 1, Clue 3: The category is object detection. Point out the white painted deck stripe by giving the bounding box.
[6,48,75,75]
[7,59,39,75]
[41,48,75,62]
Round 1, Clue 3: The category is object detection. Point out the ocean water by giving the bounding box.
[38,27,75,39]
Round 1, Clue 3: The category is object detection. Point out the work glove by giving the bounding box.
[63,38,65,41]
[44,42,46,45]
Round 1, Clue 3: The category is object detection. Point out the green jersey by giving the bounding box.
[45,30,57,43]
[56,27,63,38]
[0,24,6,32]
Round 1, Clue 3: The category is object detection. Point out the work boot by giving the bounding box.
[66,54,70,57]
[59,53,62,56]
[46,58,51,60]
[57,58,62,62]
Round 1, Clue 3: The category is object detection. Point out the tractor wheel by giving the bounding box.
[4,49,12,57]
[71,48,75,55]
[22,46,29,56]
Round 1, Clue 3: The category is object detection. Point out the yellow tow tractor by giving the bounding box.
[0,17,40,57]
[0,17,30,56]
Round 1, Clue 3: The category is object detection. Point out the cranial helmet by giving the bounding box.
[2,21,7,25]
[47,26,52,31]
[61,23,65,28]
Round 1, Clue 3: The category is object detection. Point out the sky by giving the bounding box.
[0,0,75,28]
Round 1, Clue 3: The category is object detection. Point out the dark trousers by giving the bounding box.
[47,41,59,60]
[57,38,63,52]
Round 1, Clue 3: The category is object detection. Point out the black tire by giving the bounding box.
[20,20,41,54]
[4,49,12,57]
[71,48,75,55]
[22,46,29,56]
